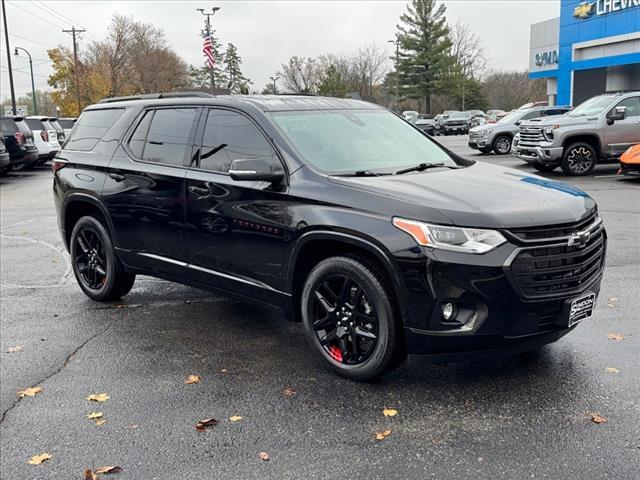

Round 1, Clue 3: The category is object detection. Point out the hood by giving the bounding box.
[470,122,517,134]
[329,162,596,229]
[519,113,597,128]
[444,117,469,124]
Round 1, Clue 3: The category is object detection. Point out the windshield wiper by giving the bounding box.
[395,162,452,175]
[336,170,390,177]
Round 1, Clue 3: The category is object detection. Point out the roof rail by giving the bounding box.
[97,92,215,104]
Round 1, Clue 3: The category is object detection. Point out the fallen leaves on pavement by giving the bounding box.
[590,413,607,424]
[606,297,618,308]
[83,469,99,480]
[374,429,392,441]
[383,408,398,417]
[196,418,219,431]
[185,374,201,384]
[95,466,123,474]
[27,453,52,465]
[258,452,269,461]
[606,367,620,374]
[6,345,24,353]
[86,393,110,402]
[87,412,103,419]
[18,387,42,398]
[607,333,626,341]
[283,387,296,397]
[95,419,107,426]
[229,415,243,422]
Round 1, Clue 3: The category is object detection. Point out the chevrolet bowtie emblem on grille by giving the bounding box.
[574,1,595,18]
[568,230,591,247]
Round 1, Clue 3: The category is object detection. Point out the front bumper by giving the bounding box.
[398,220,606,357]
[468,136,489,149]
[619,162,640,176]
[444,124,468,133]
[515,145,563,164]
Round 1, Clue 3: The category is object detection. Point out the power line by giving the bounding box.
[32,0,98,41]
[4,30,58,48]
[0,65,50,78]
[8,0,68,31]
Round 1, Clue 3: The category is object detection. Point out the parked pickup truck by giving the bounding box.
[515,91,640,175]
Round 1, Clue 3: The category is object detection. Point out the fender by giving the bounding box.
[285,229,409,323]
[60,192,116,249]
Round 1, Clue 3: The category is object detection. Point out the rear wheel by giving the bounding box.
[493,135,512,155]
[70,216,135,301]
[532,163,557,173]
[301,256,404,381]
[561,143,597,176]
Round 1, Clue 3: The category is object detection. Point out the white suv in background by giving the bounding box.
[25,116,61,165]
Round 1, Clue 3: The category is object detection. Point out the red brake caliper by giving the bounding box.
[328,344,343,362]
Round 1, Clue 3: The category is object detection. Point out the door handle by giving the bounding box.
[188,185,210,196]
[108,172,126,182]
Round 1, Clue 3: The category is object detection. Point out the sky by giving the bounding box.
[1,0,560,101]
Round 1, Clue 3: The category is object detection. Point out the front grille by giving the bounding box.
[519,127,543,144]
[508,213,597,242]
[509,226,605,300]
[469,131,481,139]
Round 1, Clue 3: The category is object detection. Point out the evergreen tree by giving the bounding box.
[224,43,252,94]
[396,0,452,113]
[317,64,348,98]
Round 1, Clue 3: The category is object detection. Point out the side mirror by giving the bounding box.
[608,106,626,123]
[515,120,522,126]
[229,158,284,183]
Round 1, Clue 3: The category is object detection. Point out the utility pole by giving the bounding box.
[15,47,36,114]
[197,7,220,94]
[388,39,399,112]
[63,26,86,114]
[269,75,279,94]
[2,0,17,115]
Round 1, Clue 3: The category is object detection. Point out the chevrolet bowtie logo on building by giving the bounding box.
[574,1,595,18]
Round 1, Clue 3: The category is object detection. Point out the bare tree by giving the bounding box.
[449,20,486,80]
[278,56,321,94]
[483,70,546,110]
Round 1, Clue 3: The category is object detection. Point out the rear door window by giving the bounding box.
[25,119,46,131]
[0,118,18,134]
[58,119,75,129]
[197,109,276,174]
[139,108,198,167]
[66,108,125,151]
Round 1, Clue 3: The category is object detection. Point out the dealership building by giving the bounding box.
[529,0,640,106]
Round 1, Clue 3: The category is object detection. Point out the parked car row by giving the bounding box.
[0,116,76,175]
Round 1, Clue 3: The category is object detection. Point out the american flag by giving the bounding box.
[203,35,215,69]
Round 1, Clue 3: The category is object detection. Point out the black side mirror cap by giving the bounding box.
[608,106,626,123]
[229,158,284,183]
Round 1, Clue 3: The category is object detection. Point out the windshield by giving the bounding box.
[449,112,470,119]
[569,96,614,117]
[271,109,459,174]
[497,110,525,124]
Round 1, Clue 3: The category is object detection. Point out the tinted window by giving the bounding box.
[58,119,75,129]
[128,111,153,159]
[198,109,276,173]
[25,119,46,131]
[614,97,640,117]
[143,108,197,166]
[543,109,568,116]
[521,110,542,120]
[49,120,64,132]
[0,118,18,134]
[66,109,124,151]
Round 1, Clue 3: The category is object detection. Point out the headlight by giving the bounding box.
[481,129,492,137]
[393,218,507,254]
[543,125,559,140]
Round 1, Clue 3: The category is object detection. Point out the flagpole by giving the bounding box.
[197,7,220,94]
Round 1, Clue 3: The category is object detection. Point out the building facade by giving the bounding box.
[529,0,640,106]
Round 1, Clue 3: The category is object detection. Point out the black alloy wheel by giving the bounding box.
[70,216,136,301]
[301,256,404,381]
[561,142,597,176]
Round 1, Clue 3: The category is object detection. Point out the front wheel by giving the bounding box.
[493,135,512,155]
[70,216,135,301]
[561,143,597,176]
[301,256,404,381]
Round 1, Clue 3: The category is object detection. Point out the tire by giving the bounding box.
[300,256,404,381]
[561,142,597,176]
[532,163,557,173]
[493,135,512,155]
[70,215,135,301]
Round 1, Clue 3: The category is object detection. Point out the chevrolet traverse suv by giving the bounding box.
[54,94,606,381]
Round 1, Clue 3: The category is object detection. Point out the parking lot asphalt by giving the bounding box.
[1,138,639,479]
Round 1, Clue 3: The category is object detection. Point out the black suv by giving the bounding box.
[54,94,606,381]
[0,116,39,171]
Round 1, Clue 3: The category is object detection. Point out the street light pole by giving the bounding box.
[2,0,17,115]
[388,39,399,112]
[14,47,37,115]
[269,75,279,94]
[197,7,221,94]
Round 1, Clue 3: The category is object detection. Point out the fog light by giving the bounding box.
[441,302,455,320]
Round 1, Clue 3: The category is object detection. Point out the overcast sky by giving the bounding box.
[1,0,559,101]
